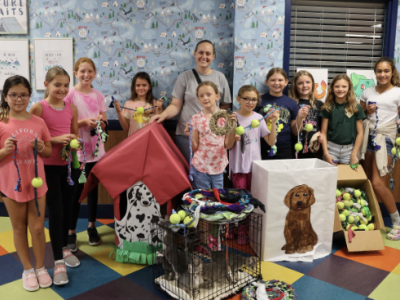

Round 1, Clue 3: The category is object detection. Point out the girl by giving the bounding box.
[359,57,400,240]
[64,58,108,252]
[30,67,80,285]
[259,68,309,159]
[289,70,323,158]
[114,71,163,136]
[0,76,52,291]
[229,85,279,191]
[184,81,236,189]
[320,74,365,166]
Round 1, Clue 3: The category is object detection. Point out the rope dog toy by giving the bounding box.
[109,95,166,111]
[209,110,236,136]
[369,101,381,151]
[31,138,42,216]
[12,137,22,192]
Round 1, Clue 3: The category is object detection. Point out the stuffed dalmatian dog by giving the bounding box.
[115,181,162,247]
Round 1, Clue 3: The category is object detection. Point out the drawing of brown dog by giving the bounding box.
[281,184,318,254]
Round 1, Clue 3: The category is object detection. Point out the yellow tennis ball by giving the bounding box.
[360,218,368,225]
[251,119,260,128]
[354,190,361,198]
[343,193,351,201]
[339,214,346,222]
[304,123,313,132]
[343,209,350,217]
[396,137,400,146]
[343,200,352,208]
[70,139,80,149]
[177,210,187,220]
[336,189,341,197]
[183,216,195,228]
[358,224,367,231]
[235,126,245,136]
[367,215,372,221]
[337,202,344,210]
[294,143,303,152]
[31,177,43,188]
[194,193,203,200]
[367,223,375,231]
[169,213,181,224]
[348,216,355,223]
[136,106,144,114]
[352,225,358,230]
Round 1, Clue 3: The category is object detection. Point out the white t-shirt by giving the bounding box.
[360,86,400,128]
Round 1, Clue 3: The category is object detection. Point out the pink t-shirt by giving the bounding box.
[64,88,107,163]
[229,112,270,176]
[0,115,52,202]
[122,100,155,136]
[191,110,228,175]
[40,100,73,166]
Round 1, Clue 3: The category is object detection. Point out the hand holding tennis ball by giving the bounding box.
[70,139,80,149]
[235,126,245,136]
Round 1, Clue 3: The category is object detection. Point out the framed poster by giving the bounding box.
[296,68,328,102]
[33,38,74,90]
[0,39,30,90]
[346,69,376,102]
[0,1,28,34]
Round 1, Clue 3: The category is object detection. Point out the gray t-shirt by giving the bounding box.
[172,69,232,135]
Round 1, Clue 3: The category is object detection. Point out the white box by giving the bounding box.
[251,159,338,262]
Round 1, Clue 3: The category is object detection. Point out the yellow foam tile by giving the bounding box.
[392,262,400,276]
[369,273,400,300]
[91,247,146,276]
[0,279,63,300]
[261,261,303,284]
[0,217,13,233]
[0,228,50,253]
[380,227,400,250]
[76,225,116,255]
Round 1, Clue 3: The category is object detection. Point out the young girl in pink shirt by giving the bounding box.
[0,76,52,291]
[30,67,79,285]
[114,72,163,136]
[63,58,108,251]
[184,81,237,189]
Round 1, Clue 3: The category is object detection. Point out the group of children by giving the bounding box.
[1,54,400,292]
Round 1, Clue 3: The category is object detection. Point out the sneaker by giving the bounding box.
[67,233,77,253]
[22,270,39,292]
[53,261,68,285]
[35,267,52,288]
[87,227,101,246]
[62,247,80,267]
[387,225,400,240]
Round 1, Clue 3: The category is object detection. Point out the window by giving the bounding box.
[285,0,395,82]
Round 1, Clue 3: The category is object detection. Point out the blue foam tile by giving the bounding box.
[49,254,121,299]
[275,255,329,274]
[0,254,22,285]
[292,275,366,300]
[72,219,103,234]
[107,223,115,229]
[125,266,170,300]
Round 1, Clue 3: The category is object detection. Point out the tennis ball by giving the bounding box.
[294,143,303,152]
[336,189,341,197]
[396,137,400,146]
[169,213,181,224]
[343,200,352,208]
[177,210,187,220]
[304,123,313,132]
[343,209,350,217]
[357,199,364,207]
[31,177,43,188]
[368,223,375,231]
[251,119,260,128]
[235,126,245,136]
[70,139,80,149]
[183,216,195,228]
[337,202,344,210]
[392,147,398,156]
[367,216,372,221]
[356,216,360,222]
[360,218,368,225]
[339,214,346,222]
[358,224,367,231]
[352,225,358,230]
[346,224,352,230]
[354,190,361,198]
[136,106,145,114]
[362,209,366,216]
[343,193,351,201]
[194,194,203,200]
[348,216,355,223]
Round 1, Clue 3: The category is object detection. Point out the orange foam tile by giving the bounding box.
[0,245,8,256]
[334,245,400,272]
[97,219,115,225]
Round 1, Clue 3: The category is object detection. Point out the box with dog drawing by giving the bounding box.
[251,159,338,262]
[334,164,385,252]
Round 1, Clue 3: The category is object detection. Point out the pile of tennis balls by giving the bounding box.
[336,187,376,231]
[169,209,195,228]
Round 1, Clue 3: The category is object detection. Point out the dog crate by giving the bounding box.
[152,213,262,300]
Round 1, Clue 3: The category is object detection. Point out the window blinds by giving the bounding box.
[289,0,386,81]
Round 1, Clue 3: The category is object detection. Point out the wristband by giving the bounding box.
[38,144,45,153]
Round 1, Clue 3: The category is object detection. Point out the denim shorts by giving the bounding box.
[192,167,224,190]
[366,135,393,157]
[327,141,353,164]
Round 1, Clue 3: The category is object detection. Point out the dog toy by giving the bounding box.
[177,210,187,220]
[32,138,42,216]
[188,120,194,181]
[209,110,236,136]
[369,101,381,151]
[169,210,181,224]
[91,121,108,157]
[78,138,88,184]
[12,137,22,192]
[109,95,166,110]
[261,105,280,156]
[302,122,314,153]
[389,128,400,189]
[207,235,218,251]
[183,216,195,228]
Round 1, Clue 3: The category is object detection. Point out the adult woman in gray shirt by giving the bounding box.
[151,40,231,162]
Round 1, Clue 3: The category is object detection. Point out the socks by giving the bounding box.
[35,266,45,272]
[23,268,34,274]
[390,211,400,226]
[55,259,65,265]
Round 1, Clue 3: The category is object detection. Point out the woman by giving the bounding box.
[151,40,231,163]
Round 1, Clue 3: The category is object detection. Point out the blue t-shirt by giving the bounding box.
[258,93,299,150]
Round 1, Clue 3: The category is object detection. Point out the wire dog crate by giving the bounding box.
[152,213,262,300]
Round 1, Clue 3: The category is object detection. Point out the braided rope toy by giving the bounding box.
[12,137,22,192]
[31,138,42,216]
[209,110,236,136]
[109,95,166,111]
[369,101,381,151]
[78,138,88,184]
[92,121,108,157]
[242,279,298,300]
[389,132,400,190]
[60,139,80,185]
[188,120,194,181]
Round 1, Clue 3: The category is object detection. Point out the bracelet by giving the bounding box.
[38,144,45,153]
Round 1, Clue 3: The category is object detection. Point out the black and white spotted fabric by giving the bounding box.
[115,181,162,247]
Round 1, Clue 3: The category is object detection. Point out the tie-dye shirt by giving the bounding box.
[64,88,107,163]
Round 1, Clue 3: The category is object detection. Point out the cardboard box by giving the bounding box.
[334,165,385,252]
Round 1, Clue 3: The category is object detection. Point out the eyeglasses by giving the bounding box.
[240,97,258,104]
[7,94,30,101]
